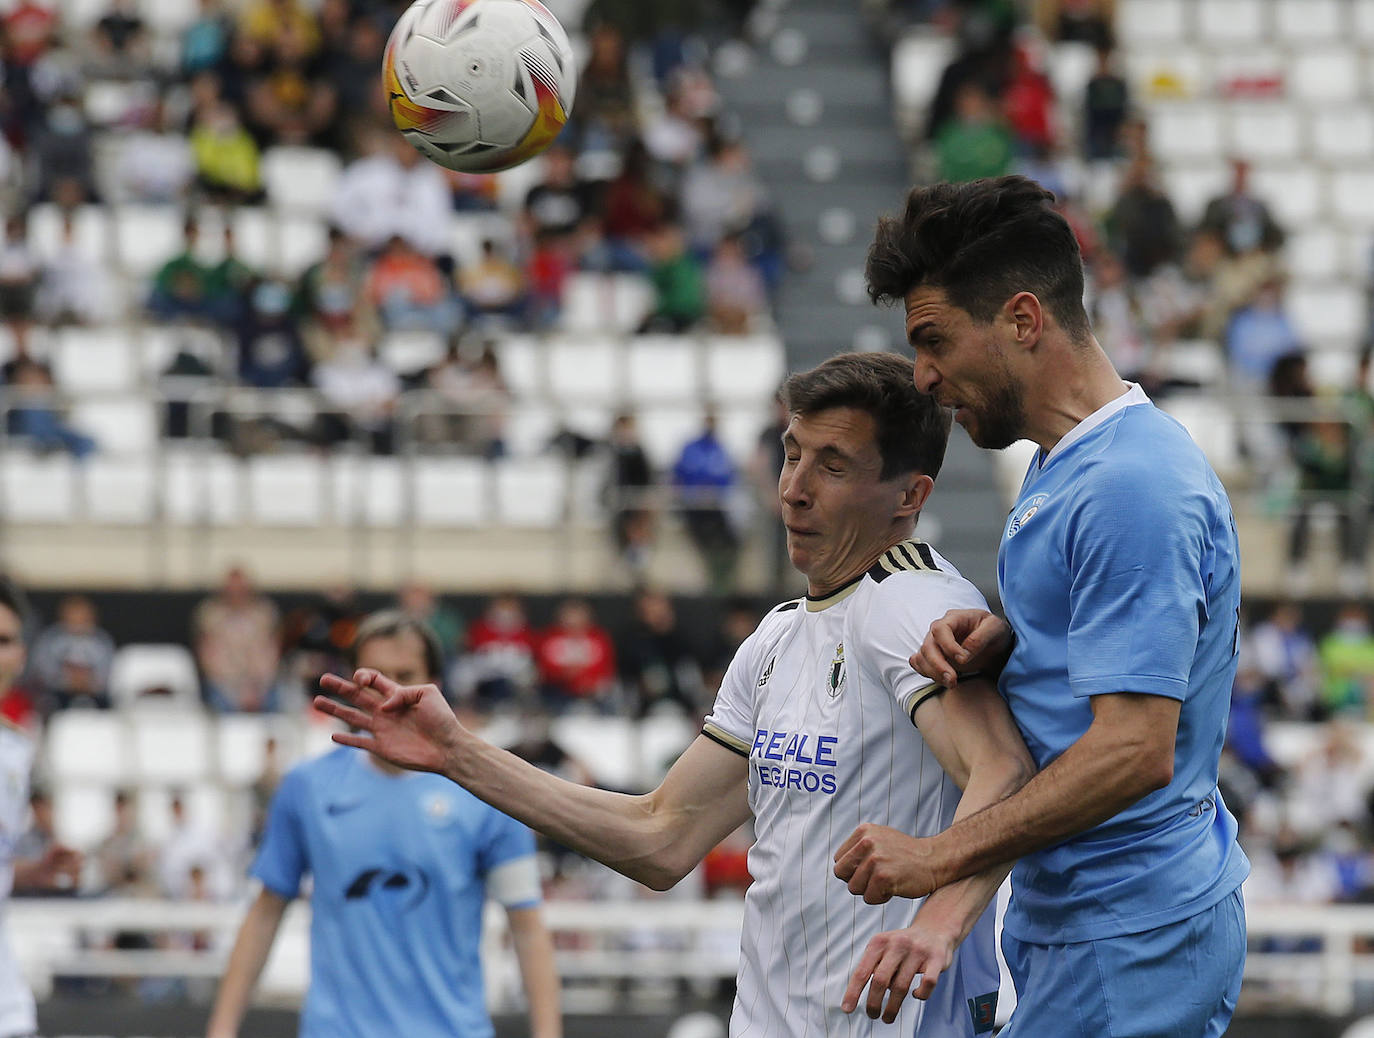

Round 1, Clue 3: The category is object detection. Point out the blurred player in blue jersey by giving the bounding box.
[206,611,561,1038]
[835,175,1249,1037]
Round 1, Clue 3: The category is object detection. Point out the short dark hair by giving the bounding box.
[866,176,1092,342]
[349,609,444,683]
[781,352,951,480]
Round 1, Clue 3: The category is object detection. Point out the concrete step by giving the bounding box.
[721,61,888,106]
[746,122,904,164]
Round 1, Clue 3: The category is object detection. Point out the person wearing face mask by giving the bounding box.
[30,91,96,205]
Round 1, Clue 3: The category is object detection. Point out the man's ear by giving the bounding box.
[1004,291,1044,351]
[896,473,934,519]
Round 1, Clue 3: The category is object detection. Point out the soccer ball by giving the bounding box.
[383,0,576,174]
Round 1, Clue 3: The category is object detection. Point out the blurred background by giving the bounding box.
[0,0,1371,1034]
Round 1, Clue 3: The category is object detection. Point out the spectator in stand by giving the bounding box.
[12,788,77,897]
[701,598,762,698]
[705,232,767,335]
[244,27,338,148]
[749,394,790,593]
[1288,417,1361,591]
[1319,605,1374,717]
[1201,159,1284,258]
[295,226,378,363]
[277,584,362,704]
[605,412,655,577]
[1034,0,1115,45]
[5,358,97,458]
[455,594,538,710]
[182,0,231,77]
[572,21,638,153]
[1088,250,1154,391]
[36,213,116,325]
[458,239,527,324]
[934,82,1014,185]
[148,218,215,323]
[1224,274,1303,395]
[30,594,116,715]
[617,588,703,719]
[236,278,312,389]
[3,0,55,68]
[637,222,704,334]
[1082,42,1129,161]
[157,792,233,901]
[190,102,264,204]
[597,139,665,269]
[397,581,465,664]
[1245,825,1339,908]
[1225,662,1283,790]
[1288,724,1372,840]
[1249,601,1322,721]
[29,89,97,205]
[89,0,149,75]
[644,70,709,170]
[312,338,399,453]
[1105,156,1182,279]
[238,0,320,56]
[673,412,739,593]
[1001,40,1056,155]
[525,227,573,328]
[421,343,510,457]
[207,223,257,324]
[94,789,154,895]
[331,133,452,258]
[536,598,616,713]
[680,135,766,256]
[366,234,463,336]
[523,144,596,241]
[320,8,388,143]
[193,565,283,713]
[0,217,38,354]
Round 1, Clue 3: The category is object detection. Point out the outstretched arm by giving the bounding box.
[316,670,751,890]
[836,691,1179,903]
[838,678,1033,1022]
[506,905,562,1038]
[206,887,289,1038]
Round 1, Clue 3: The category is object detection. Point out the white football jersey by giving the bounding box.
[0,721,35,1037]
[704,540,1001,1038]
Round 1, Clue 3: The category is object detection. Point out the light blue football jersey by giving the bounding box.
[252,746,537,1038]
[996,385,1249,944]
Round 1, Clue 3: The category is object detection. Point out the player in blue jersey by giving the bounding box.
[834,175,1249,1037]
[205,611,561,1038]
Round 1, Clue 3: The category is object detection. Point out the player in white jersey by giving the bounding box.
[316,352,1034,1035]
[0,581,81,1038]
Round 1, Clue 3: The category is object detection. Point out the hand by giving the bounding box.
[315,669,465,775]
[909,609,1013,689]
[39,843,82,889]
[834,824,942,905]
[841,921,956,1022]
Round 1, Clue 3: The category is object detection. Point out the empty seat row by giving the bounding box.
[1149,161,1374,232]
[1118,0,1374,46]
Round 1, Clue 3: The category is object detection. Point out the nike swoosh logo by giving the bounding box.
[326,802,363,816]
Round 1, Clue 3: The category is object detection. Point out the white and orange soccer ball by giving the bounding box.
[382,0,576,173]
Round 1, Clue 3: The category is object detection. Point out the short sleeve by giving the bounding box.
[250,770,309,899]
[476,806,537,875]
[1064,464,1209,701]
[702,623,767,757]
[864,573,988,722]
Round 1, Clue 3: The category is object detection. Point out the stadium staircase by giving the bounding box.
[714,1,1008,592]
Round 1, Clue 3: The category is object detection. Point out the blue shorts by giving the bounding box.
[1000,887,1246,1038]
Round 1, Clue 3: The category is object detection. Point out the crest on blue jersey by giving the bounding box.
[1006,493,1049,538]
[827,642,846,698]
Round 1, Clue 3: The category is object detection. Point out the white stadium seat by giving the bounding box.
[51,327,138,394]
[231,207,277,272]
[1313,110,1374,163]
[70,399,159,454]
[1308,348,1360,392]
[1118,0,1188,44]
[26,203,108,265]
[52,786,117,852]
[248,455,325,526]
[0,452,76,523]
[380,330,446,374]
[108,643,202,710]
[704,334,786,405]
[637,404,706,470]
[216,715,295,786]
[626,335,701,404]
[329,455,406,527]
[1330,170,1374,230]
[163,449,243,524]
[1356,0,1374,42]
[1289,48,1361,105]
[1123,47,1207,100]
[1160,163,1229,226]
[83,456,157,524]
[1162,395,1243,478]
[1226,105,1302,163]
[1197,0,1267,45]
[1287,285,1365,345]
[44,712,130,786]
[1148,103,1224,163]
[412,457,490,526]
[278,214,330,276]
[1047,43,1097,112]
[1249,166,1323,226]
[114,205,185,279]
[1286,229,1343,284]
[493,335,544,398]
[495,456,568,527]
[1275,0,1344,43]
[546,335,621,404]
[139,0,199,33]
[502,400,559,457]
[129,712,212,785]
[891,32,956,136]
[262,147,342,216]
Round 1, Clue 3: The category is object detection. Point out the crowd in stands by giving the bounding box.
[888,0,1374,594]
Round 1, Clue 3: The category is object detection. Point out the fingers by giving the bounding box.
[912,959,944,1001]
[331,731,374,751]
[354,668,403,700]
[380,684,429,713]
[834,828,864,870]
[841,942,884,1013]
[882,959,924,1023]
[319,672,384,707]
[312,695,374,731]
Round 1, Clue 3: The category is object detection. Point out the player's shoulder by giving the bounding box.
[1079,404,1218,506]
[863,540,981,601]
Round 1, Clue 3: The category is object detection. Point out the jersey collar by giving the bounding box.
[805,572,864,612]
[1037,382,1148,470]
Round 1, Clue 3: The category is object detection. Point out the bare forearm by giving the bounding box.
[509,911,562,1038]
[931,731,1162,889]
[444,733,688,888]
[206,892,287,1038]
